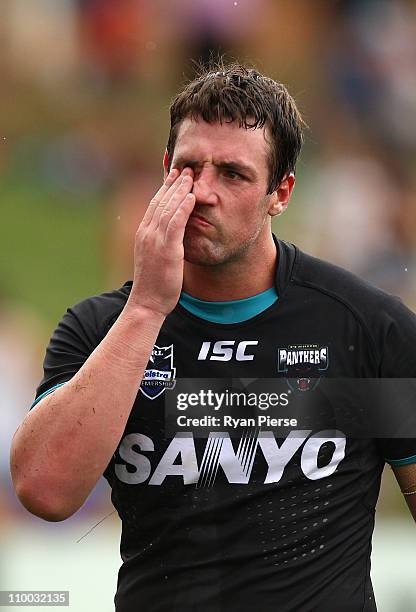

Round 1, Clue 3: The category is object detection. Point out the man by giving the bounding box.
[10,62,416,611]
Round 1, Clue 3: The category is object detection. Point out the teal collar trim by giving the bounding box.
[179,287,278,324]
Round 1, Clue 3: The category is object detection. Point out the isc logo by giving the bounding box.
[198,340,259,361]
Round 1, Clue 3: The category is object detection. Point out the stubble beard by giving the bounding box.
[183,226,263,267]
[183,229,228,266]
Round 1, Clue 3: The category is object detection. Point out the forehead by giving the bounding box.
[172,117,270,171]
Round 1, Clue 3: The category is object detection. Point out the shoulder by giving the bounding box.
[64,282,132,338]
[292,246,414,322]
[291,246,416,375]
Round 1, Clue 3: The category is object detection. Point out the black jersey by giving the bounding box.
[32,239,416,612]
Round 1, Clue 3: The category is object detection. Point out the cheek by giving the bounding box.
[224,203,266,241]
[229,183,263,202]
[228,191,267,222]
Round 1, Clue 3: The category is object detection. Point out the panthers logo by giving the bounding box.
[278,344,328,392]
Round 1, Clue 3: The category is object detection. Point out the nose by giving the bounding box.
[191,166,219,206]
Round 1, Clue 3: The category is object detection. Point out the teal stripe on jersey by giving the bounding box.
[386,454,416,466]
[30,382,67,409]
[179,287,278,324]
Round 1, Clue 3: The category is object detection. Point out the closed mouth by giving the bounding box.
[189,213,212,227]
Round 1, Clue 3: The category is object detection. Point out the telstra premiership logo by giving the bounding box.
[140,345,176,400]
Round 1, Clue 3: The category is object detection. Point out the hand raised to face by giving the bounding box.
[126,168,196,317]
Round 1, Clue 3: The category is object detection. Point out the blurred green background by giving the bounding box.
[1,1,416,610]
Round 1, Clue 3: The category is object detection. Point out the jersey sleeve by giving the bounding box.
[31,297,107,409]
[375,296,416,464]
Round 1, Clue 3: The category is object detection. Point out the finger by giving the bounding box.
[149,169,193,229]
[157,174,194,233]
[165,193,196,244]
[141,168,180,227]
[141,168,179,227]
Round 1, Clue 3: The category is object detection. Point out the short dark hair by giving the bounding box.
[166,60,305,193]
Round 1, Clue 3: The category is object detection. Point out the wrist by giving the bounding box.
[122,301,167,328]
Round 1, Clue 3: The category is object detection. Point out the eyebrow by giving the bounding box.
[173,157,257,179]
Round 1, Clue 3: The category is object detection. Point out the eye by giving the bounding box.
[224,170,243,180]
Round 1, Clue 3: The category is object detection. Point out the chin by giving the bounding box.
[183,235,226,266]
[184,247,221,266]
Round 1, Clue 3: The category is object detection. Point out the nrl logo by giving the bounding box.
[278,343,328,392]
[140,344,176,400]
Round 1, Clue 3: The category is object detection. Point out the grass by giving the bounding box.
[0,168,105,326]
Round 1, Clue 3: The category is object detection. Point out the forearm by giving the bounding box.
[10,305,164,520]
[392,463,416,522]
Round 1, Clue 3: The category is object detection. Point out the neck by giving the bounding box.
[183,232,277,301]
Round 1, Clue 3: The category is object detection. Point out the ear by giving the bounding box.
[163,149,169,179]
[268,173,295,217]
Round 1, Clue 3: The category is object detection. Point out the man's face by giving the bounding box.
[169,117,276,266]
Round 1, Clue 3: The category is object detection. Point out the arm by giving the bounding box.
[391,463,416,521]
[10,167,195,521]
[375,297,416,522]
